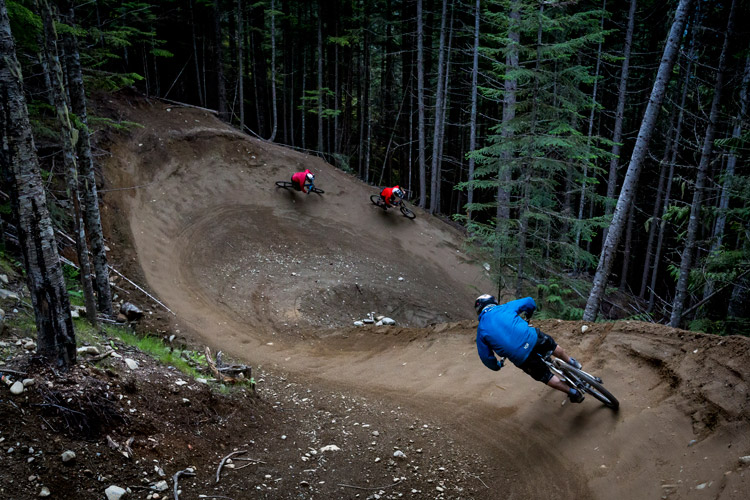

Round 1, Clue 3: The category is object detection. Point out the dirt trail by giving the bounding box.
[101,96,750,499]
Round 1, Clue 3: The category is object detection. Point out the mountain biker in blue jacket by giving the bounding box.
[474,295,585,404]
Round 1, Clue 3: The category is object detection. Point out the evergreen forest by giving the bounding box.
[2,0,750,366]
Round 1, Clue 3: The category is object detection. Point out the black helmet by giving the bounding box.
[474,294,498,317]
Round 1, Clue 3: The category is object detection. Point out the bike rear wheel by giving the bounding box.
[275,181,294,189]
[559,364,619,410]
[400,205,416,219]
[370,194,385,207]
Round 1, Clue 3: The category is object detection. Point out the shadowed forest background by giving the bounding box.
[2,0,750,339]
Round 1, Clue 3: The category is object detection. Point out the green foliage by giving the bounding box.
[6,1,42,50]
[536,280,585,320]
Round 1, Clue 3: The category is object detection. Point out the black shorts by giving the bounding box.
[518,329,558,384]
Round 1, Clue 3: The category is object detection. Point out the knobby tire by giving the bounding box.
[400,205,416,220]
[559,364,619,410]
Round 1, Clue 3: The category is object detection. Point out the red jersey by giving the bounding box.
[380,185,401,206]
[291,169,312,193]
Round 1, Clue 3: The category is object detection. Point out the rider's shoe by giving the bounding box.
[568,357,582,370]
[568,388,585,404]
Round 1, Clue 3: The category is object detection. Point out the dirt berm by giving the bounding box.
[99,94,750,499]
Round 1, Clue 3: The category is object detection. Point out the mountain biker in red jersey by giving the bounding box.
[474,295,585,404]
[380,185,404,208]
[291,169,315,193]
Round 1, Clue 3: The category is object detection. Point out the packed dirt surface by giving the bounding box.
[88,94,750,499]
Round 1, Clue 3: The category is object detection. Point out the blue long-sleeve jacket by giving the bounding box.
[476,297,538,370]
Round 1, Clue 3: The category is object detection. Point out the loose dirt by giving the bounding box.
[3,92,749,499]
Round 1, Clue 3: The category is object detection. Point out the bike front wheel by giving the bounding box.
[400,205,416,219]
[310,186,324,194]
[560,364,619,410]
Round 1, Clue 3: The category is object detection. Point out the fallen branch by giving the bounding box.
[198,496,235,499]
[157,97,218,115]
[470,473,489,489]
[85,349,114,362]
[0,368,27,377]
[216,450,247,483]
[173,468,195,500]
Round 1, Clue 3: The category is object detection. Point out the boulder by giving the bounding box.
[120,302,144,322]
[10,381,24,395]
[381,317,396,326]
[61,450,76,463]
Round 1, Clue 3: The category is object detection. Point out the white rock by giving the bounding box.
[39,486,50,497]
[153,480,168,492]
[105,485,127,500]
[124,358,139,370]
[739,456,750,464]
[10,381,24,395]
[375,321,383,326]
[175,379,188,386]
[70,309,80,319]
[353,321,364,327]
[22,378,35,387]
[398,277,404,281]
[0,274,8,284]
[23,341,36,350]
[381,317,396,326]
[0,289,19,300]
[393,450,407,460]
[61,450,76,463]
[581,325,589,333]
[696,483,708,490]
[320,445,341,452]
[363,318,375,324]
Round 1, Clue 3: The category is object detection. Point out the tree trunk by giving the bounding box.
[584,0,694,322]
[236,0,244,130]
[416,0,427,207]
[619,199,635,290]
[602,0,637,243]
[703,54,750,300]
[317,1,324,156]
[466,0,480,219]
[1,0,76,366]
[63,6,113,317]
[189,0,204,107]
[269,0,278,141]
[576,0,606,258]
[214,0,228,121]
[429,0,448,214]
[498,0,520,223]
[40,0,98,328]
[648,33,696,313]
[670,0,736,328]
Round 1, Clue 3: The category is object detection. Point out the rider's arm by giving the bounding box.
[477,337,503,371]
[506,297,536,319]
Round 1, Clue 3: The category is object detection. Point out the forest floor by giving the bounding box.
[1,91,750,499]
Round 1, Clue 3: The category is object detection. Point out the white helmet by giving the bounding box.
[393,187,404,198]
[306,172,315,183]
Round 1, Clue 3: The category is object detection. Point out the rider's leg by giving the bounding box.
[547,375,573,394]
[553,345,574,364]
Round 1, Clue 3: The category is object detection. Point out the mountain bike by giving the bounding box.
[369,194,416,220]
[275,180,324,194]
[538,353,619,410]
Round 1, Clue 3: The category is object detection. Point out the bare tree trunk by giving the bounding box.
[429,0,448,214]
[670,0,736,328]
[619,199,635,290]
[648,36,696,313]
[236,0,244,130]
[584,0,694,321]
[602,0,637,243]
[269,0,278,142]
[576,0,606,258]
[214,0,228,121]
[1,0,76,366]
[417,0,427,207]
[317,2,324,156]
[40,0,98,328]
[498,0,520,222]
[466,0,480,219]
[63,5,113,316]
[189,0,204,107]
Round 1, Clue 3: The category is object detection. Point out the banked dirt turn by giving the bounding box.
[101,96,750,499]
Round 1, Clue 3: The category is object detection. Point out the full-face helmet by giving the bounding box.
[306,172,315,183]
[474,294,498,317]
